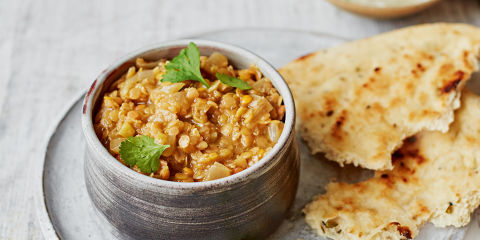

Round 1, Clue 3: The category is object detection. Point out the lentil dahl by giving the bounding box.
[94,51,285,182]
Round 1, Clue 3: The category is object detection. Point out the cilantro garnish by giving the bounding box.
[119,135,170,174]
[161,42,254,90]
[161,42,210,88]
[216,73,252,90]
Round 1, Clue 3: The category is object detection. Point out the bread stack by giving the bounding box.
[279,23,480,240]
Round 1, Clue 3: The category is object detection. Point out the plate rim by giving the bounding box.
[182,26,351,41]
[35,91,86,240]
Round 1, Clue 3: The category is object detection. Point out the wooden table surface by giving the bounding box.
[1,0,479,239]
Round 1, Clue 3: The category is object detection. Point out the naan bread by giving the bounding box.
[279,23,480,170]
[304,91,480,240]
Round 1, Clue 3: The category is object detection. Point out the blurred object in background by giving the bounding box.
[327,0,442,18]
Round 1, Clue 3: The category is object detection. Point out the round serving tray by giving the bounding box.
[36,28,480,239]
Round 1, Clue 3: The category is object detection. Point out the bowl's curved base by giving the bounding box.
[84,139,300,240]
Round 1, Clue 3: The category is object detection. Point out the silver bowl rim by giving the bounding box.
[81,39,296,190]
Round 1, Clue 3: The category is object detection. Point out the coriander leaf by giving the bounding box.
[216,73,252,90]
[119,135,170,174]
[161,42,210,88]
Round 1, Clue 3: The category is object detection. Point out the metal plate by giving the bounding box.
[37,28,480,239]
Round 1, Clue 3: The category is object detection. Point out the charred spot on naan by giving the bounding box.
[379,173,395,188]
[393,158,417,176]
[391,137,426,174]
[411,62,428,77]
[388,222,413,239]
[413,202,431,220]
[361,77,377,89]
[406,135,417,143]
[303,95,338,120]
[463,50,476,70]
[440,70,465,94]
[416,63,426,72]
[331,110,347,140]
[295,51,316,62]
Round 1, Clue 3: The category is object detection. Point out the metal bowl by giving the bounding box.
[81,39,299,240]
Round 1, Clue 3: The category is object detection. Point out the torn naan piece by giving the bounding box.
[304,91,480,240]
[279,23,480,170]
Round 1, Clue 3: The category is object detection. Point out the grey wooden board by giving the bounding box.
[38,29,480,239]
